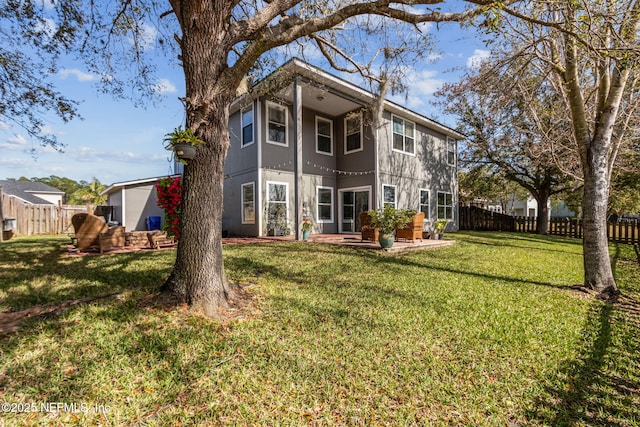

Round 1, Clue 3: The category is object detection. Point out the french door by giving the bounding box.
[340,188,370,233]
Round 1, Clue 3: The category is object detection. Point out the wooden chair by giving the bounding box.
[395,212,425,242]
[359,212,379,242]
[71,213,125,253]
[147,231,176,249]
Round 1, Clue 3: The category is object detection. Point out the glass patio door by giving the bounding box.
[341,189,370,233]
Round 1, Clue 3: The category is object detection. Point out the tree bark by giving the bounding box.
[534,189,550,235]
[580,140,619,299]
[163,1,242,317]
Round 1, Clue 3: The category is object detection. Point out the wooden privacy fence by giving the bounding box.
[459,205,515,231]
[459,205,640,245]
[1,193,86,236]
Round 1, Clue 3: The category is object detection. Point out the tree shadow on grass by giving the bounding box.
[454,231,584,257]
[525,293,640,425]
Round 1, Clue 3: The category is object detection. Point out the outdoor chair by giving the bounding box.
[395,212,425,242]
[71,213,125,253]
[360,212,379,242]
[147,231,176,249]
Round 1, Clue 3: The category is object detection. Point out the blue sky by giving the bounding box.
[0,19,489,186]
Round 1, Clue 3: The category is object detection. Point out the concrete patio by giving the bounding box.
[260,233,456,253]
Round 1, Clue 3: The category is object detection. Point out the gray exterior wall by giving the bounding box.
[223,84,459,237]
[105,183,165,231]
[107,190,123,226]
[376,111,458,231]
[125,184,165,231]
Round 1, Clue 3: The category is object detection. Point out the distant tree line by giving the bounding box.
[4,176,107,206]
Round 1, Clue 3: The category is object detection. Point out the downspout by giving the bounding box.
[375,126,380,209]
[0,184,4,242]
[121,187,127,231]
[256,99,263,236]
[293,76,303,240]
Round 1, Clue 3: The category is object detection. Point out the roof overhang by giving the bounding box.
[101,175,181,196]
[231,58,466,140]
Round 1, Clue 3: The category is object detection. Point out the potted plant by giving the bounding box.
[368,205,415,249]
[432,219,449,240]
[163,126,206,162]
[301,219,312,241]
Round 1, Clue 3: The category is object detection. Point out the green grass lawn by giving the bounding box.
[0,232,638,426]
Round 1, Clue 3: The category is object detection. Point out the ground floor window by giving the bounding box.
[437,191,453,220]
[317,186,334,223]
[241,182,255,224]
[383,184,396,209]
[419,189,430,218]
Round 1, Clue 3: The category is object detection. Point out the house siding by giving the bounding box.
[125,185,165,231]
[105,182,165,231]
[377,110,458,230]
[108,190,123,227]
[220,60,461,237]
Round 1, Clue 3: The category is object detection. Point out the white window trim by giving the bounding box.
[241,104,254,148]
[315,116,334,156]
[382,184,397,209]
[338,186,372,234]
[266,101,288,147]
[437,191,454,220]
[316,186,334,223]
[344,112,363,154]
[266,180,289,226]
[419,188,430,220]
[391,114,416,156]
[241,182,255,224]
[447,137,457,167]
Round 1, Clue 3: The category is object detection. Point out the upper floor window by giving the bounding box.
[437,191,454,220]
[267,102,287,146]
[447,137,457,166]
[316,116,333,155]
[392,115,415,155]
[241,105,254,147]
[382,184,397,209]
[345,113,362,154]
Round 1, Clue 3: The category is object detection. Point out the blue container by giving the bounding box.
[146,216,161,231]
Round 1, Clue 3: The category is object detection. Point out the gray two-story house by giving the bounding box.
[216,59,463,238]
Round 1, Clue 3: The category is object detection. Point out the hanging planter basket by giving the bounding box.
[163,126,205,163]
[172,142,197,161]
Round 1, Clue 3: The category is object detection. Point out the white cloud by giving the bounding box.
[139,22,158,49]
[0,135,28,150]
[152,78,178,95]
[409,69,445,96]
[387,67,446,112]
[68,146,166,164]
[41,0,55,11]
[466,49,490,69]
[58,68,97,82]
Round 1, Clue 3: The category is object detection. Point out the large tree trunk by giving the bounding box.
[581,141,619,298]
[534,187,550,235]
[163,0,241,317]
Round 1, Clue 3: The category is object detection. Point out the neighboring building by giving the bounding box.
[101,177,173,231]
[488,193,551,218]
[0,180,64,205]
[213,59,463,237]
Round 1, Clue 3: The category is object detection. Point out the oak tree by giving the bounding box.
[2,1,508,316]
